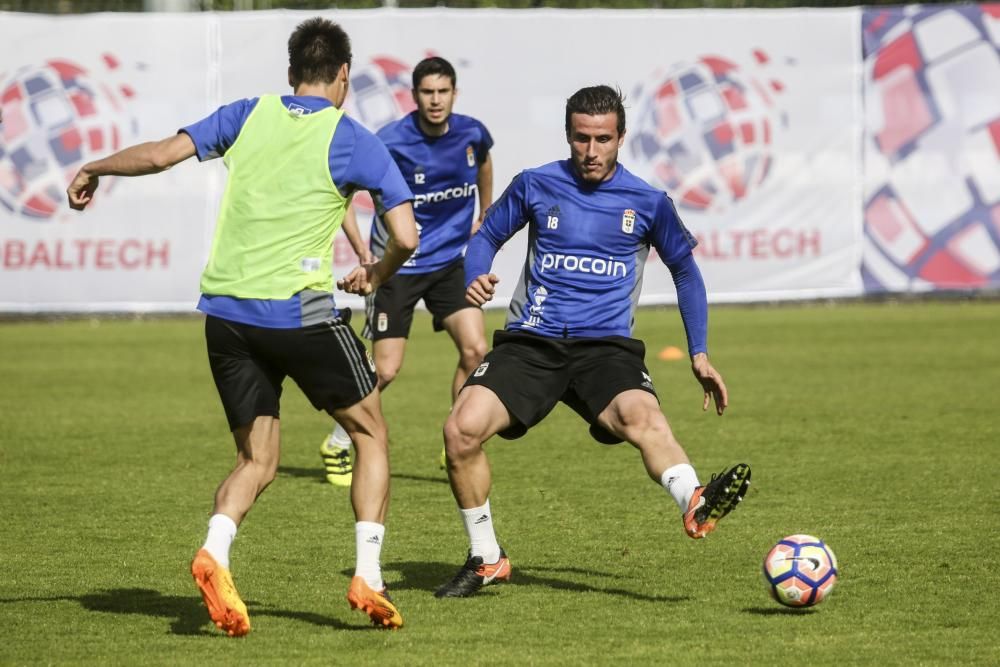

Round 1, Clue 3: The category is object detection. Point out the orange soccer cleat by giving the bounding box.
[347,576,403,629]
[684,463,751,539]
[434,548,512,598]
[190,549,251,637]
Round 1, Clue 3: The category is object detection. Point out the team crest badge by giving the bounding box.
[377,312,388,332]
[466,145,476,167]
[622,209,636,234]
[473,362,489,377]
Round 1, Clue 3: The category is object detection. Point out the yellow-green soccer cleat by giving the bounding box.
[320,433,353,487]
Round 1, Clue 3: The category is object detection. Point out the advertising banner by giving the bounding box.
[861,4,1000,292]
[2,6,995,313]
[0,14,215,311]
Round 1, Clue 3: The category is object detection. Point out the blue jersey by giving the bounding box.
[180,95,412,328]
[370,112,493,274]
[467,160,699,340]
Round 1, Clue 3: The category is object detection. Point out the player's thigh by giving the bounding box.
[267,319,378,414]
[424,261,477,334]
[204,315,284,432]
[565,338,660,444]
[463,331,570,439]
[447,384,514,444]
[596,389,671,440]
[372,336,407,377]
[440,306,486,354]
[332,384,387,444]
[363,273,423,340]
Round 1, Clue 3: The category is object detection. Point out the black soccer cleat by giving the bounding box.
[683,463,751,539]
[434,548,512,598]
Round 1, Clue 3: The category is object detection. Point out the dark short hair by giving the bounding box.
[565,85,626,136]
[412,56,457,90]
[288,17,352,85]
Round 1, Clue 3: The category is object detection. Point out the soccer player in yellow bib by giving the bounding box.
[66,18,417,634]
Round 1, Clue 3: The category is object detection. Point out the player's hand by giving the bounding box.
[691,352,728,416]
[337,262,378,295]
[67,167,99,211]
[466,273,499,306]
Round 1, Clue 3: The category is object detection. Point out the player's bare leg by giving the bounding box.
[192,415,280,637]
[322,337,407,486]
[333,390,402,628]
[597,390,750,539]
[440,307,488,468]
[436,385,513,598]
[441,308,488,401]
[372,337,407,392]
[214,416,282,522]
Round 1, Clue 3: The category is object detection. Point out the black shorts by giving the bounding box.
[362,259,474,340]
[463,330,659,444]
[205,313,377,431]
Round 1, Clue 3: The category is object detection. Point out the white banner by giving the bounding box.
[1,8,863,312]
[0,13,217,311]
[861,4,1000,292]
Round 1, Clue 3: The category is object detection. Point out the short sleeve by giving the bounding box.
[474,120,494,164]
[330,118,413,209]
[179,98,258,161]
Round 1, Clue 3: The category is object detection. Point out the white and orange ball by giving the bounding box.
[763,534,838,608]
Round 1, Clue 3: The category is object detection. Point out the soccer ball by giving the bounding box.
[762,534,838,608]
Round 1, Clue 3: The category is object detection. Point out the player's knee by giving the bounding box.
[464,340,488,367]
[377,365,400,390]
[443,412,483,459]
[238,451,279,486]
[616,404,668,439]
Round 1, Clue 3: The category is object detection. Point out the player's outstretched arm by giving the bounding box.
[339,202,417,295]
[66,133,197,211]
[472,153,494,235]
[340,201,375,264]
[691,352,728,416]
[466,274,499,306]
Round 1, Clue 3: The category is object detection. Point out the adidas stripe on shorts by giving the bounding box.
[205,314,377,431]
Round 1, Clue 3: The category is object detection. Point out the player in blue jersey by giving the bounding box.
[319,56,493,483]
[66,18,418,631]
[434,85,752,598]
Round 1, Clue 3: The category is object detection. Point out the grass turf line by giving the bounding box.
[0,301,997,664]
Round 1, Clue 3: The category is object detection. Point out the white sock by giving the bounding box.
[460,500,501,563]
[354,521,385,590]
[329,422,351,450]
[661,463,701,512]
[202,514,238,569]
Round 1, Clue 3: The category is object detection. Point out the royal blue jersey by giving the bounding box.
[180,95,412,328]
[370,111,493,274]
[466,160,703,343]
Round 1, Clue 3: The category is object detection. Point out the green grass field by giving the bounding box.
[2,301,998,665]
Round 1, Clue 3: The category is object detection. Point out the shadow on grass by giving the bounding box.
[358,561,690,604]
[277,466,326,483]
[276,466,449,486]
[742,606,818,615]
[0,588,374,635]
[390,472,449,485]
